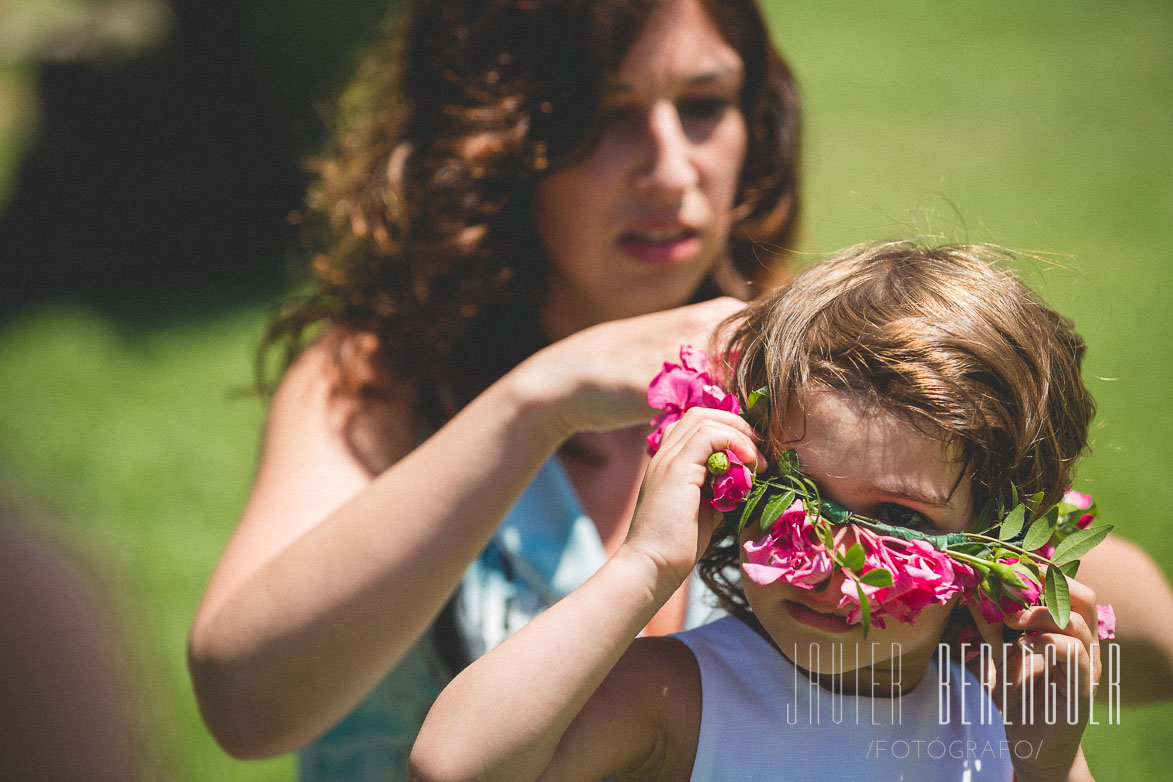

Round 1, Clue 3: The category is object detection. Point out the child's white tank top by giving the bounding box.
[674,616,1014,781]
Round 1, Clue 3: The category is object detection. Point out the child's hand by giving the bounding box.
[968,575,1101,782]
[622,406,764,595]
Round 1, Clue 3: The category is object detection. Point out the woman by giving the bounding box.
[189,0,1173,778]
[189,0,799,777]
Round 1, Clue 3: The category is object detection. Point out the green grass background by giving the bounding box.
[1,0,1170,778]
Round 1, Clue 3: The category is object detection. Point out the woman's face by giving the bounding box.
[534,0,748,339]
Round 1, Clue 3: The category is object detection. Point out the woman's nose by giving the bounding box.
[635,103,698,202]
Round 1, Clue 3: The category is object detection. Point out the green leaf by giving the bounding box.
[777,449,800,476]
[1044,567,1071,628]
[1020,515,1057,553]
[737,482,767,533]
[742,387,771,432]
[1024,491,1046,515]
[999,504,1027,541]
[819,497,854,525]
[814,518,837,551]
[974,499,996,531]
[1059,560,1080,579]
[857,582,871,638]
[1050,525,1113,565]
[759,489,796,532]
[858,568,894,587]
[843,543,865,571]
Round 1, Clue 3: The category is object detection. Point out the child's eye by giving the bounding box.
[874,503,932,531]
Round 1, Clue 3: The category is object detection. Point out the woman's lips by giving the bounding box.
[618,226,701,264]
[784,600,858,635]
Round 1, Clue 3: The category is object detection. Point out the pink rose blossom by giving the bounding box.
[975,591,1007,624]
[710,450,753,512]
[1063,489,1096,529]
[742,500,977,629]
[837,528,977,628]
[742,501,835,587]
[1032,489,1098,558]
[646,346,739,455]
[1097,604,1116,641]
[999,558,1043,605]
[972,557,1043,623]
[1032,541,1056,559]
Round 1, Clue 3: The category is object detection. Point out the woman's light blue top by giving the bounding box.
[298,456,724,781]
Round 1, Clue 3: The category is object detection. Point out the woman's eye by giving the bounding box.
[600,105,639,129]
[874,503,932,531]
[677,97,731,121]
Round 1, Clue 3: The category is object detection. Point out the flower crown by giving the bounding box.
[647,346,1116,640]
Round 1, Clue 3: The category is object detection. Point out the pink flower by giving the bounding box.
[1063,489,1095,529]
[742,500,977,630]
[646,346,739,455]
[742,501,834,587]
[1032,541,1056,559]
[975,591,1007,624]
[838,529,977,628]
[1032,489,1098,558]
[1097,604,1116,641]
[972,557,1043,623]
[1000,558,1043,605]
[710,450,753,512]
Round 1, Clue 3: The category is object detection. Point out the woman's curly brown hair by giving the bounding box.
[260,0,801,427]
[700,241,1095,618]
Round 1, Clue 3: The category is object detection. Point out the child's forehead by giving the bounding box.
[777,388,973,513]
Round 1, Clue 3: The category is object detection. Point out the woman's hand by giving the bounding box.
[620,406,764,598]
[520,297,746,437]
[968,575,1101,782]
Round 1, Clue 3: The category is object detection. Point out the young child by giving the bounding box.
[409,241,1103,782]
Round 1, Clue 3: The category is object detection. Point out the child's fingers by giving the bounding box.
[1006,580,1102,694]
[654,407,767,472]
[1005,606,1095,647]
[1005,576,1097,642]
[1014,632,1099,703]
[1065,577,1099,636]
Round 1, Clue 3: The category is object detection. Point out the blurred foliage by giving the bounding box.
[0,0,393,311]
[0,0,1170,780]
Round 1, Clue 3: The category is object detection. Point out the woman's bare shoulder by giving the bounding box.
[200,326,420,608]
[267,325,419,475]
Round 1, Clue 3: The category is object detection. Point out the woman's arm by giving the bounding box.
[409,407,763,782]
[187,298,745,758]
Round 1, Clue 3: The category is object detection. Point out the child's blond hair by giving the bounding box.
[702,241,1094,615]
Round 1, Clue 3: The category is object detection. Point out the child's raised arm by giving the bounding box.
[969,575,1101,782]
[409,407,763,782]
